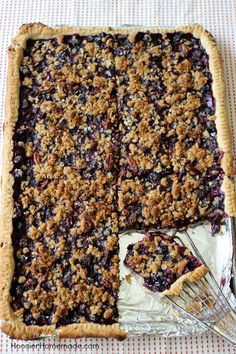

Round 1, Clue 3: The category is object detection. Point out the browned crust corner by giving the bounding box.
[58,323,127,340]
[11,22,115,48]
[162,265,209,296]
[1,321,56,340]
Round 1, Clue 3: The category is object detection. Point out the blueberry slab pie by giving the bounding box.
[124,232,208,296]
[0,23,235,340]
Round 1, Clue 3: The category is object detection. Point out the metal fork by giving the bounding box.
[165,231,236,346]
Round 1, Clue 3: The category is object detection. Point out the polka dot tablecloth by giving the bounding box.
[0,0,236,353]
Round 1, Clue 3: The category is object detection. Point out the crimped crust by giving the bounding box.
[1,321,55,340]
[0,22,235,340]
[1,321,125,340]
[58,323,126,340]
[221,176,236,216]
[162,265,208,296]
[0,45,22,327]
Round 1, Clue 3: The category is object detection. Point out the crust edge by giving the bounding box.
[0,41,23,325]
[191,25,235,175]
[1,321,55,340]
[162,265,209,296]
[58,323,127,340]
[0,321,127,341]
[221,176,236,216]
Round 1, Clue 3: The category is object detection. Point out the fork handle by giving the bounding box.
[212,310,236,346]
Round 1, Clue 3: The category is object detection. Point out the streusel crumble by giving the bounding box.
[10,30,225,327]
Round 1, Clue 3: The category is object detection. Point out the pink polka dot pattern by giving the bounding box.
[0,0,236,353]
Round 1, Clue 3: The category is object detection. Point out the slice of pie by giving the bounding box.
[124,232,208,296]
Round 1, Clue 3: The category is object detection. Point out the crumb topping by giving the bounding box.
[12,33,119,326]
[115,32,225,231]
[11,31,225,327]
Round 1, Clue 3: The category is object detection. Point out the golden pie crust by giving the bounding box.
[0,22,235,340]
[162,265,208,296]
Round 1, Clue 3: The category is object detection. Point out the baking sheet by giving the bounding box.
[1,1,236,353]
[1,20,236,343]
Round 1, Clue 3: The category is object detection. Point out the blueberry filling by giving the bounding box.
[116,32,225,233]
[11,33,120,326]
[10,31,226,327]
